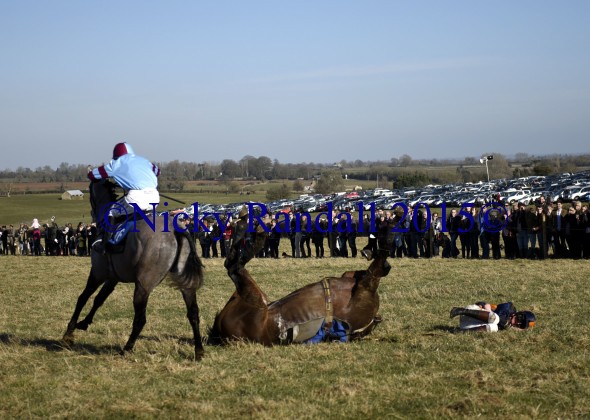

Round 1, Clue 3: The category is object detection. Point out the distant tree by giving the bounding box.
[394,171,430,188]
[515,153,531,163]
[292,179,305,192]
[484,153,511,180]
[562,162,578,174]
[254,156,273,180]
[161,179,185,192]
[266,183,291,200]
[228,181,241,194]
[315,170,344,194]
[239,155,256,177]
[220,159,241,179]
[221,179,240,194]
[457,166,472,183]
[399,154,413,167]
[533,163,554,176]
[164,160,183,181]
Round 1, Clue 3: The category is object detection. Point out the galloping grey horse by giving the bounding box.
[63,180,206,360]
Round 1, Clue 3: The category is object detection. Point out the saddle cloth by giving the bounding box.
[279,318,350,344]
[106,211,155,252]
[108,220,135,246]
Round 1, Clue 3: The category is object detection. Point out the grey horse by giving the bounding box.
[62,180,206,360]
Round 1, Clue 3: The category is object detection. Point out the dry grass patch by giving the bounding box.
[1,255,589,418]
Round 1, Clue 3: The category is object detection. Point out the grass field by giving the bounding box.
[0,178,378,227]
[0,191,271,227]
[1,249,589,418]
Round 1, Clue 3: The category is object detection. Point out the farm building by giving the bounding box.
[61,190,85,200]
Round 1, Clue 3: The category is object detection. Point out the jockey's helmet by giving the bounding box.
[112,142,135,159]
[515,311,536,329]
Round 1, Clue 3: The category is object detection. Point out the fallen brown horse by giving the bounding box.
[209,249,391,345]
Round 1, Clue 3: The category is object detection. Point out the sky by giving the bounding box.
[1,1,589,170]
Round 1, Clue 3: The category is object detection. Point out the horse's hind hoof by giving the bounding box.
[119,348,132,357]
[76,321,90,331]
[62,334,74,348]
[195,349,205,361]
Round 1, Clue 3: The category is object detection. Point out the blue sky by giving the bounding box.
[1,1,589,169]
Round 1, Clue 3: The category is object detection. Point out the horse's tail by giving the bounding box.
[170,231,205,290]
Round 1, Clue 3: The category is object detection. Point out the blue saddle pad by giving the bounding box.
[108,220,135,246]
[305,319,350,344]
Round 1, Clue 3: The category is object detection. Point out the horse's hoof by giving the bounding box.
[76,321,89,331]
[195,350,205,361]
[62,334,74,347]
[120,346,134,357]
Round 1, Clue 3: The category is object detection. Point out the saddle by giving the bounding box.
[106,220,135,253]
[275,278,382,344]
[105,211,154,254]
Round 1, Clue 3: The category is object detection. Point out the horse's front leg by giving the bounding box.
[180,287,204,361]
[76,279,119,331]
[63,269,104,346]
[122,284,150,355]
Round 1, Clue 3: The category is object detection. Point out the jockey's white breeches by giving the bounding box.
[109,188,160,217]
[459,304,500,332]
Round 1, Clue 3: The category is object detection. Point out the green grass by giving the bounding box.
[1,251,589,418]
[0,191,269,227]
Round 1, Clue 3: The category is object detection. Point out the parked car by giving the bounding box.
[570,185,590,201]
[504,190,531,204]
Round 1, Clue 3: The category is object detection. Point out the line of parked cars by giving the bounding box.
[190,171,590,218]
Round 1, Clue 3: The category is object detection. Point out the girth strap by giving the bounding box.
[322,278,334,332]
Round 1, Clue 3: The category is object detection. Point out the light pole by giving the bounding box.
[479,155,494,182]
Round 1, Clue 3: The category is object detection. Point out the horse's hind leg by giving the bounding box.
[180,287,204,361]
[76,279,119,331]
[122,284,150,354]
[63,269,104,345]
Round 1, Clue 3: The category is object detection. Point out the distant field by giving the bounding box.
[0,180,367,226]
[0,191,269,227]
[0,254,588,417]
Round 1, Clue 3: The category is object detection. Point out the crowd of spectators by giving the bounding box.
[2,197,589,260]
[0,219,97,257]
[184,197,590,261]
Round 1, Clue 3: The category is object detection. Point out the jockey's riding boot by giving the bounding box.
[450,307,496,323]
[92,233,106,255]
[92,216,113,255]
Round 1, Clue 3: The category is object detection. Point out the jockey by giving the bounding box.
[450,302,536,332]
[88,142,160,253]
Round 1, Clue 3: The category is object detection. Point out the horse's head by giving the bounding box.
[88,180,117,223]
[364,249,391,278]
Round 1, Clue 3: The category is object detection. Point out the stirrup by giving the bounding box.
[92,239,106,255]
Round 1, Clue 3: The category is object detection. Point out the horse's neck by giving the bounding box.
[231,269,269,309]
[357,270,381,293]
[90,183,116,219]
